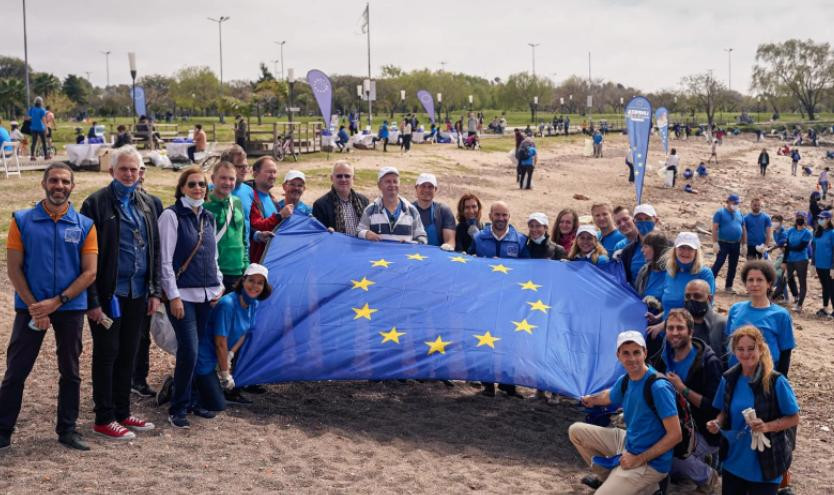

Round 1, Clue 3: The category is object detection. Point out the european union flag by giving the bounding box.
[233,216,645,397]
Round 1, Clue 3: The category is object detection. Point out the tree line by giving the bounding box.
[1,39,832,126]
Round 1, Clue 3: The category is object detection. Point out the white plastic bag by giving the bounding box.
[507,149,518,166]
[150,306,177,356]
[148,151,173,169]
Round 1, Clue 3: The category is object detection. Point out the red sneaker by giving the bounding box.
[93,421,136,440]
[119,416,155,432]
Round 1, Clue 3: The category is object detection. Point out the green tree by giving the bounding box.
[31,72,61,98]
[62,74,93,106]
[0,78,25,117]
[171,66,220,115]
[752,39,834,121]
[0,56,30,80]
[681,72,726,126]
[138,74,175,116]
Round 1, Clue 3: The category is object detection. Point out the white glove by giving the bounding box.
[440,243,453,252]
[218,370,235,391]
[467,224,480,238]
[756,244,766,254]
[227,350,235,371]
[742,408,772,451]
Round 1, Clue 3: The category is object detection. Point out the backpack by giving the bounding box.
[516,143,530,161]
[620,372,697,459]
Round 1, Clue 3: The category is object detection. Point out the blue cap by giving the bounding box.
[820,211,832,219]
[727,194,741,203]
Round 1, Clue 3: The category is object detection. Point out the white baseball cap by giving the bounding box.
[283,170,306,183]
[527,212,549,226]
[378,166,400,181]
[616,330,647,350]
[415,172,438,187]
[576,224,598,238]
[633,204,657,218]
[674,231,701,249]
[244,263,269,279]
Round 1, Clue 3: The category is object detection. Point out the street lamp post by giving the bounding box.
[532,96,539,123]
[207,16,230,122]
[128,52,137,124]
[528,42,540,77]
[287,68,295,123]
[468,94,473,111]
[100,50,111,88]
[436,93,442,123]
[274,41,286,81]
[22,0,30,107]
[724,48,733,92]
[400,89,405,115]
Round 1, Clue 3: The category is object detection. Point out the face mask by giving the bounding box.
[684,299,709,318]
[728,204,737,211]
[636,220,655,236]
[773,222,782,231]
[181,196,204,209]
[796,219,805,227]
[111,179,138,202]
[531,235,546,244]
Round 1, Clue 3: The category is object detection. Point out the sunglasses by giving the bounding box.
[187,181,207,189]
[334,174,352,179]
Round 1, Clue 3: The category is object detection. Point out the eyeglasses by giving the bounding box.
[334,174,352,179]
[234,164,249,169]
[187,181,207,189]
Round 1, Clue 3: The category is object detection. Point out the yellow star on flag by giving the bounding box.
[527,299,551,313]
[379,327,405,344]
[449,256,469,263]
[351,276,375,291]
[424,336,451,355]
[370,258,393,268]
[489,263,511,274]
[473,331,500,349]
[518,280,542,291]
[352,303,378,320]
[512,319,537,334]
[407,253,428,261]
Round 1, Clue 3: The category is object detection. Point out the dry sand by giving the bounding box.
[0,132,833,494]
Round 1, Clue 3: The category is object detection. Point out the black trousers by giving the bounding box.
[133,313,151,386]
[519,166,534,189]
[402,134,412,151]
[786,259,809,306]
[747,243,763,260]
[712,241,741,289]
[818,267,834,307]
[721,470,777,495]
[760,164,767,176]
[90,296,146,425]
[0,310,84,436]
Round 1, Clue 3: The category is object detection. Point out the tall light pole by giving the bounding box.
[724,48,733,92]
[128,52,137,124]
[208,16,230,122]
[22,0,30,107]
[274,40,286,80]
[528,43,540,77]
[440,61,447,72]
[100,50,111,88]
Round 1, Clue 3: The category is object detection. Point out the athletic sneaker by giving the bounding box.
[131,382,156,398]
[156,375,173,406]
[93,421,136,441]
[224,390,253,405]
[119,416,155,432]
[0,432,10,450]
[168,415,190,429]
[188,407,216,419]
[816,309,831,318]
[696,468,720,494]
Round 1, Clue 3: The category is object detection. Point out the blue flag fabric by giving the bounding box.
[307,69,333,130]
[131,86,146,117]
[232,216,646,397]
[417,90,436,124]
[625,96,653,204]
[656,107,669,155]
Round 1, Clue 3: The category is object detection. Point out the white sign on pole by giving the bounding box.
[361,79,377,101]
[587,95,593,108]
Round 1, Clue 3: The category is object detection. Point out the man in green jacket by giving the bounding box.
[205,161,250,292]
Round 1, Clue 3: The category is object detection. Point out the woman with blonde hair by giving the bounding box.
[707,325,799,494]
[660,232,715,315]
[567,225,609,266]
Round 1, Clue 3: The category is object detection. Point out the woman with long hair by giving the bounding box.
[552,208,578,252]
[812,211,834,317]
[567,225,608,266]
[707,326,799,494]
[660,232,715,315]
[454,193,483,253]
[634,231,671,300]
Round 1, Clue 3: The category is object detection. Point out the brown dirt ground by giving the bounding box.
[0,132,832,494]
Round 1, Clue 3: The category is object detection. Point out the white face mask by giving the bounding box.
[531,235,547,244]
[181,196,204,209]
[773,222,782,231]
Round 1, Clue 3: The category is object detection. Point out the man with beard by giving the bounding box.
[312,161,369,236]
[651,309,722,493]
[592,203,625,256]
[0,163,98,451]
[683,279,727,361]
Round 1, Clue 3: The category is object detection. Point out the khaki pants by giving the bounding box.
[568,422,666,495]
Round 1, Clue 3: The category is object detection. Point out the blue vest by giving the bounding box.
[13,202,93,311]
[169,201,220,289]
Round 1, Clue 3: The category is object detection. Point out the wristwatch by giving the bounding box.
[59,294,70,305]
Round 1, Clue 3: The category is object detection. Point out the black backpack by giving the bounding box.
[516,144,530,161]
[620,372,697,459]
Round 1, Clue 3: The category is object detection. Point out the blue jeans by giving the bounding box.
[672,432,719,485]
[167,300,212,418]
[193,372,226,412]
[711,241,741,289]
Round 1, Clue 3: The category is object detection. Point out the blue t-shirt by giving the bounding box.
[784,227,812,262]
[661,266,715,315]
[232,182,254,240]
[813,229,834,269]
[743,212,772,246]
[196,292,258,375]
[600,229,626,256]
[255,190,278,218]
[642,269,667,299]
[663,345,696,380]
[520,146,536,166]
[0,126,11,152]
[28,106,47,132]
[609,367,678,473]
[276,199,312,217]
[773,227,787,247]
[712,375,799,484]
[726,301,794,366]
[713,208,744,242]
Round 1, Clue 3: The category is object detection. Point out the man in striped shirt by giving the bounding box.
[357,167,427,244]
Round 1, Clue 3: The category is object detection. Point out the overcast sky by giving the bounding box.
[1,0,832,94]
